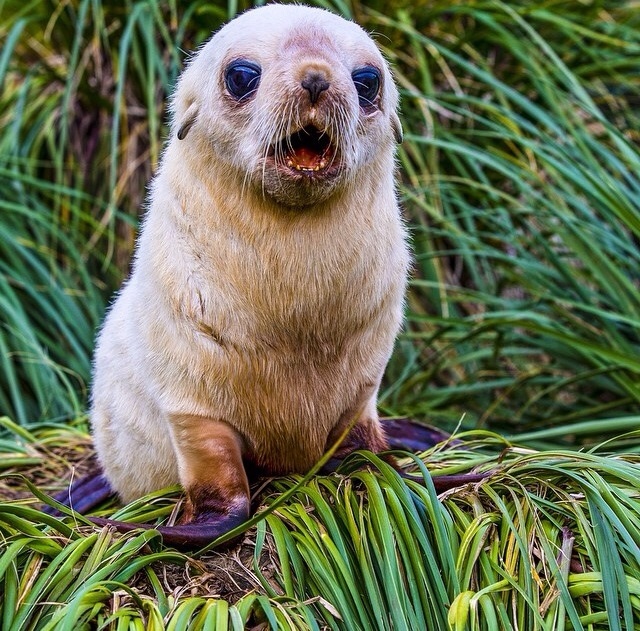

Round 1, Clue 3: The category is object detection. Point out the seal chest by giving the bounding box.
[90,4,409,529]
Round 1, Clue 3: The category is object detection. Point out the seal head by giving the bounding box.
[173,4,402,207]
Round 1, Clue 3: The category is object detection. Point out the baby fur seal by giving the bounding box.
[51,5,483,547]
[95,1,407,525]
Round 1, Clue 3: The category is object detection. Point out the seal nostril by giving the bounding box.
[301,72,330,105]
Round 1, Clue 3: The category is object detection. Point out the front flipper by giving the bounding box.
[88,509,248,549]
[325,416,489,491]
[45,479,248,550]
[169,415,250,528]
[44,416,251,550]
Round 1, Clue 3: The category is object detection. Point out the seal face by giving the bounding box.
[173,4,402,207]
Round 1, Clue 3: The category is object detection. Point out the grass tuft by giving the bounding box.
[372,0,640,443]
[2,423,640,629]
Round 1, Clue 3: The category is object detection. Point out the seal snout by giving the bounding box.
[301,71,330,105]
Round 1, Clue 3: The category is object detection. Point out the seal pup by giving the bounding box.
[51,5,464,546]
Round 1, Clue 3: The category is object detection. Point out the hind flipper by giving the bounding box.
[88,511,247,550]
[43,471,116,516]
[381,417,452,452]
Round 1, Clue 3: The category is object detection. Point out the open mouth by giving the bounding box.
[273,125,337,174]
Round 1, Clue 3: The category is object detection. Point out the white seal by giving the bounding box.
[91,4,409,524]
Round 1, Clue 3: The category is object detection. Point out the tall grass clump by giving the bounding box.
[3,0,638,438]
[374,1,640,445]
[0,0,236,423]
[2,422,640,630]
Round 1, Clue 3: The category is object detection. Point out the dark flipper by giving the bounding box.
[42,471,248,550]
[89,504,248,550]
[43,472,116,516]
[382,418,489,491]
[324,418,488,491]
[381,417,452,452]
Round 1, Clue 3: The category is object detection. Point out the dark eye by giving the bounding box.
[225,60,261,100]
[352,66,381,107]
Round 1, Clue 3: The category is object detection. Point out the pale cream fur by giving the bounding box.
[91,4,409,505]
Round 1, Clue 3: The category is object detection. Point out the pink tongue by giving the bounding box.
[291,146,321,167]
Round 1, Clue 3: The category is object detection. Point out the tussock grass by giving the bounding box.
[2,0,639,438]
[2,421,640,629]
[0,169,107,424]
[2,0,640,628]
[375,1,640,439]
[0,0,211,423]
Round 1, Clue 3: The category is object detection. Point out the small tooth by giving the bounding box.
[295,164,301,171]
[286,159,294,167]
[314,166,319,171]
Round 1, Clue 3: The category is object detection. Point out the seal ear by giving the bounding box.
[391,112,403,144]
[177,102,199,140]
